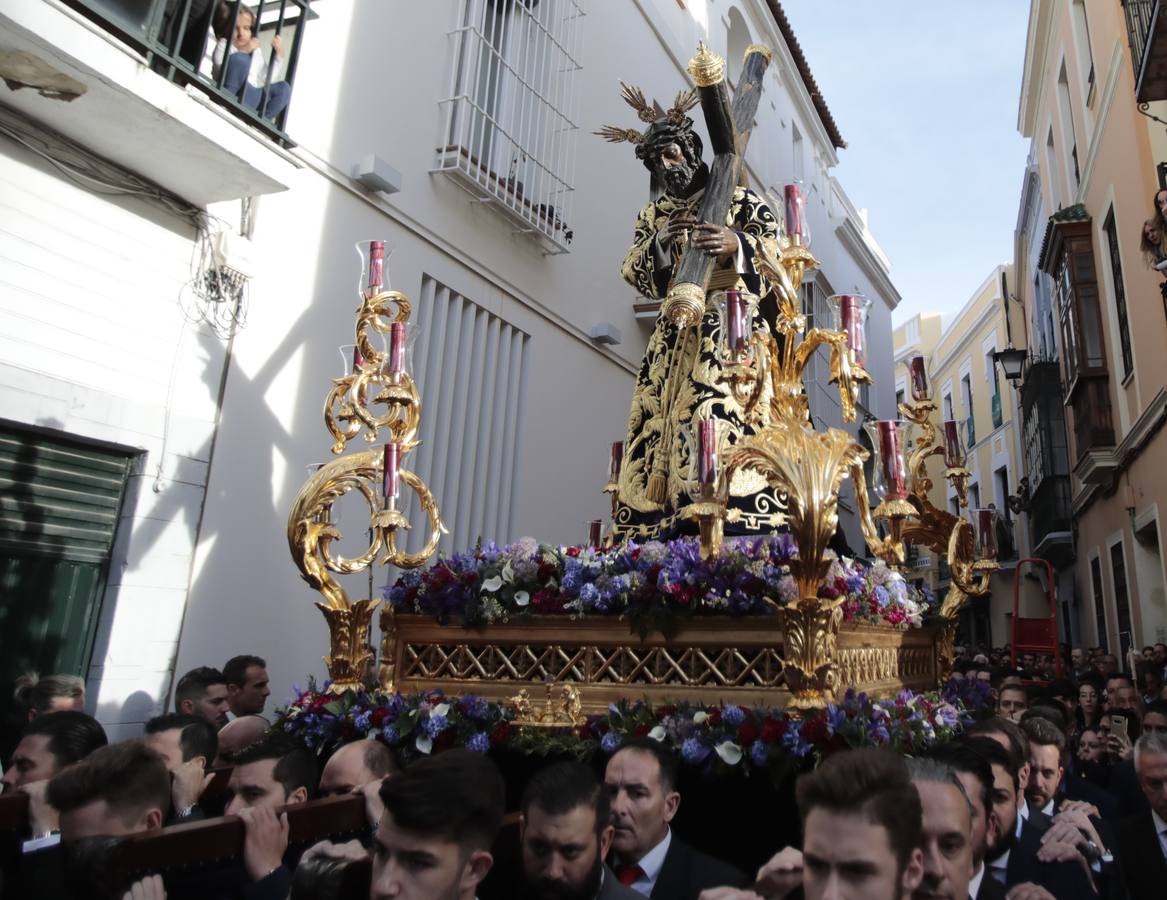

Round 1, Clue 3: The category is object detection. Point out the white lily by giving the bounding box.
[715,741,743,765]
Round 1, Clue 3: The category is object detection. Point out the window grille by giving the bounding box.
[397,276,529,557]
[435,0,584,255]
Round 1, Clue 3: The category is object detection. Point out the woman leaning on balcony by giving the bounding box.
[209,4,292,123]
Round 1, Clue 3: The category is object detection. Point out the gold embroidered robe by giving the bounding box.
[613,186,787,541]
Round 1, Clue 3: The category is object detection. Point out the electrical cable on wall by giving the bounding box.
[0,105,254,491]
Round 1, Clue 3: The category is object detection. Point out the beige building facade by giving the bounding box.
[893,268,1047,650]
[1013,0,1167,656]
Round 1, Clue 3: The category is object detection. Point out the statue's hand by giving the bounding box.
[692,222,739,260]
[661,211,696,243]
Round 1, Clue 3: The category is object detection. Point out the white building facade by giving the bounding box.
[0,0,901,734]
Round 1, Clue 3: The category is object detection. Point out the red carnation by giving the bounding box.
[802,716,829,744]
[370,708,389,728]
[490,723,511,748]
[634,724,651,737]
[707,708,722,726]
[760,717,788,743]
[736,722,759,746]
[566,546,582,558]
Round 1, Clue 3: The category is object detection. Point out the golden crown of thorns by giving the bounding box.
[593,81,699,145]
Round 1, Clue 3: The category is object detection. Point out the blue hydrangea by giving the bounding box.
[681,737,711,764]
[750,740,769,767]
[459,695,492,721]
[353,711,372,732]
[467,732,490,753]
[423,715,449,738]
[873,585,891,609]
[382,724,400,743]
[721,705,746,728]
[579,582,600,609]
[600,731,623,754]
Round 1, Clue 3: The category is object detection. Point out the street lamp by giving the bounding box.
[992,346,1027,383]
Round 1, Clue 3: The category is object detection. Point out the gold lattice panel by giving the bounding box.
[402,642,785,688]
[387,616,941,712]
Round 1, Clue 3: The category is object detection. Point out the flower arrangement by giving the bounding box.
[276,681,985,777]
[280,680,511,766]
[384,535,938,637]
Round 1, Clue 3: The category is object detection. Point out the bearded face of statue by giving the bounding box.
[653,141,695,198]
[653,141,697,196]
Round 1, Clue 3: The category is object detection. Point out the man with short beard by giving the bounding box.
[520,761,640,900]
[963,738,1093,896]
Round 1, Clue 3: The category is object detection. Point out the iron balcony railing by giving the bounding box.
[1124,0,1155,81]
[64,0,310,146]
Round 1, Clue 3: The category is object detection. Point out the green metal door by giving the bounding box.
[0,425,132,735]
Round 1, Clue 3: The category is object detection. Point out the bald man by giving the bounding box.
[318,739,396,797]
[214,714,269,765]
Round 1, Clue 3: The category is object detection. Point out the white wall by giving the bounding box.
[0,137,228,738]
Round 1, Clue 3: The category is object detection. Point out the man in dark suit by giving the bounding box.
[964,738,1094,898]
[604,738,745,900]
[520,760,641,900]
[1116,732,1167,900]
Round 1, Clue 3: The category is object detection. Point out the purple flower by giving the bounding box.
[750,740,769,767]
[467,732,490,753]
[782,722,812,758]
[681,737,711,764]
[601,732,623,754]
[382,724,400,743]
[873,585,891,610]
[353,711,372,732]
[721,705,746,727]
[424,715,449,738]
[826,704,848,736]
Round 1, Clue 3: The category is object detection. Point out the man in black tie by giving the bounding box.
[1116,731,1167,900]
[604,738,745,900]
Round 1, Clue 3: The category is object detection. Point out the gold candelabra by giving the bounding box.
[676,231,996,707]
[288,243,446,693]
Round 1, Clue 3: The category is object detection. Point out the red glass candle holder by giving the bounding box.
[863,419,911,501]
[828,293,871,367]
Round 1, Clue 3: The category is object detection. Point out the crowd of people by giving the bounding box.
[3,644,1167,900]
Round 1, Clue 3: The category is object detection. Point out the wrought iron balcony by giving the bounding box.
[1123,0,1167,103]
[1027,474,1074,567]
[66,0,309,145]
